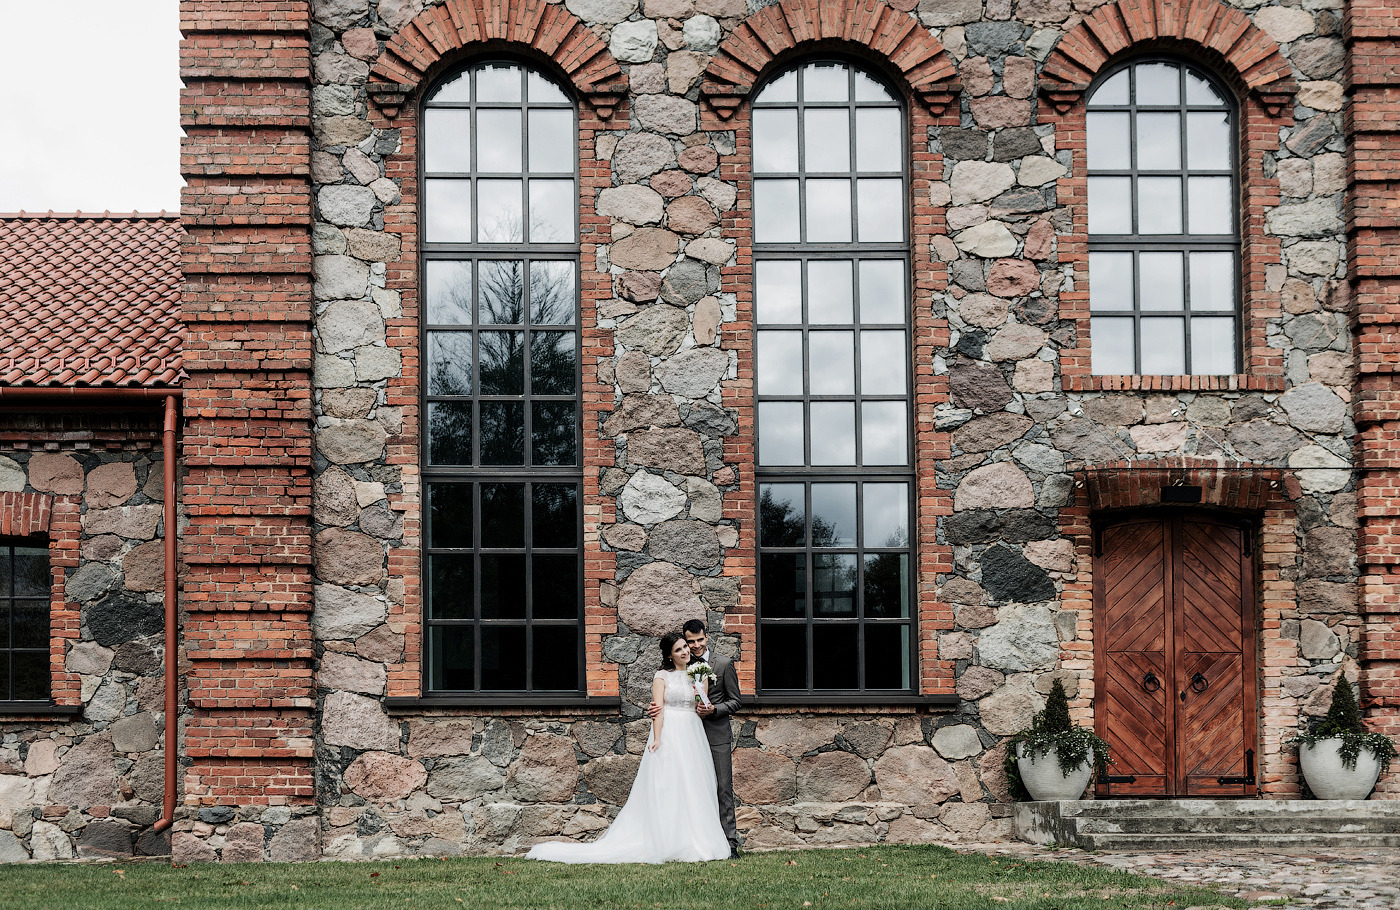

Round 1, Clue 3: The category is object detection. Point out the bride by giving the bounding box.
[525,632,730,863]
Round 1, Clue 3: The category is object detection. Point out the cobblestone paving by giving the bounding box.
[964,842,1400,908]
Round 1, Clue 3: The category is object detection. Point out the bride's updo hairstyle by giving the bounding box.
[659,632,685,669]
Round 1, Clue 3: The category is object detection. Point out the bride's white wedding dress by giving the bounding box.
[525,669,730,863]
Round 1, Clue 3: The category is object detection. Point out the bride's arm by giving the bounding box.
[647,674,666,751]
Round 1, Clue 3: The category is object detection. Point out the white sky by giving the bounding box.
[0,0,182,214]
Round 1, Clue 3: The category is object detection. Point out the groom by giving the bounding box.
[649,618,743,858]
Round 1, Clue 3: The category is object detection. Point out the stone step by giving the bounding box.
[1055,799,1400,818]
[1075,831,1400,851]
[1076,814,1400,835]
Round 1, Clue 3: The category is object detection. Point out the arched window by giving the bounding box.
[420,61,582,694]
[1087,59,1239,375]
[752,61,914,694]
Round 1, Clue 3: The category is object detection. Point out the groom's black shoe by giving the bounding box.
[728,845,741,859]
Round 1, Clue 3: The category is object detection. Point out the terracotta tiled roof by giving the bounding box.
[0,213,183,387]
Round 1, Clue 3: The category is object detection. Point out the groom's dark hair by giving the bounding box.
[682,619,706,636]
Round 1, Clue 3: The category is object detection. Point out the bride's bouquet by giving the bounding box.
[686,661,715,707]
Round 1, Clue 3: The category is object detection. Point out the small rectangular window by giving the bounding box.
[1,542,50,702]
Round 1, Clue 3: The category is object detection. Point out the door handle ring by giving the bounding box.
[1190,672,1209,693]
[1142,671,1161,693]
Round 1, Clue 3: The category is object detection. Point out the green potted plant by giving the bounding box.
[1294,675,1396,799]
[1004,679,1110,801]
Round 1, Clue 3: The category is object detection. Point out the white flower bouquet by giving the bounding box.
[686,660,715,707]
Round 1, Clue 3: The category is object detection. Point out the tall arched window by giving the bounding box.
[420,61,582,694]
[1087,59,1239,375]
[752,62,914,694]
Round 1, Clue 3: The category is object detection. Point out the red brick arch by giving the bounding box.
[700,0,959,119]
[366,0,627,119]
[1041,0,1296,115]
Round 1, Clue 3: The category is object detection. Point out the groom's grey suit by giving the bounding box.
[699,651,742,847]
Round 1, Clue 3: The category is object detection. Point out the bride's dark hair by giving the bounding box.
[659,632,685,669]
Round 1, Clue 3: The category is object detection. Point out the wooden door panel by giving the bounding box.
[1179,653,1250,795]
[1100,651,1168,795]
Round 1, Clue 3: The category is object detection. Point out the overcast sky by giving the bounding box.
[0,0,182,214]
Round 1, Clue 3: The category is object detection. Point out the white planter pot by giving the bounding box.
[1016,743,1094,801]
[1299,739,1382,800]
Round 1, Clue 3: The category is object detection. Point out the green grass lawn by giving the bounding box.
[0,844,1245,910]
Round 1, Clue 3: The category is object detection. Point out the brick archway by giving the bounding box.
[1040,0,1296,115]
[700,0,959,119]
[366,0,628,119]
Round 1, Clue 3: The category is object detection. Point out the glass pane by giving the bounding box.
[805,109,850,172]
[860,401,908,466]
[476,109,522,172]
[757,331,804,395]
[424,109,472,172]
[753,110,799,173]
[863,624,910,688]
[1136,62,1180,106]
[532,554,579,619]
[855,109,901,172]
[1191,317,1237,374]
[427,402,473,465]
[477,180,524,242]
[808,332,855,395]
[1089,69,1129,106]
[1184,70,1226,106]
[13,601,47,648]
[856,179,903,242]
[810,484,856,548]
[12,651,47,700]
[1187,176,1233,234]
[427,333,474,396]
[812,624,858,688]
[428,626,474,692]
[1137,177,1182,234]
[530,401,577,466]
[530,261,575,324]
[528,179,575,243]
[1089,252,1133,311]
[426,260,473,325]
[1140,316,1186,374]
[808,260,854,323]
[480,625,526,690]
[756,260,802,324]
[1187,111,1230,170]
[759,70,797,103]
[807,179,852,242]
[479,331,524,394]
[429,71,471,104]
[528,109,573,173]
[759,554,806,618]
[479,402,525,465]
[754,180,800,242]
[478,260,525,324]
[810,401,855,465]
[476,64,522,102]
[530,331,576,395]
[853,70,893,103]
[864,554,910,618]
[759,623,807,689]
[429,483,473,549]
[480,555,527,619]
[429,555,473,619]
[859,331,906,394]
[760,483,806,547]
[813,555,857,615]
[425,179,473,243]
[758,402,804,466]
[0,654,7,696]
[532,483,579,548]
[1139,252,1185,311]
[480,483,525,547]
[1091,317,1136,374]
[804,63,848,102]
[14,549,48,597]
[1088,177,1132,233]
[858,260,904,323]
[1136,113,1181,170]
[1189,252,1235,311]
[863,483,908,548]
[531,626,579,690]
[527,70,568,103]
[1087,112,1131,170]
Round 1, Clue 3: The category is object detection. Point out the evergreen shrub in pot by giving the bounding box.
[1004,679,1110,801]
[1294,676,1396,800]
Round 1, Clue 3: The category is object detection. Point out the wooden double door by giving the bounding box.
[1094,512,1258,797]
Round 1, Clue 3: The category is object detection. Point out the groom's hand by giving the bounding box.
[695,703,715,716]
[646,700,661,718]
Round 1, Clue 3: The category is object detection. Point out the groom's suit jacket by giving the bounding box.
[700,653,742,746]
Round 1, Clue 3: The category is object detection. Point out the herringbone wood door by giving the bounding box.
[1094,513,1257,797]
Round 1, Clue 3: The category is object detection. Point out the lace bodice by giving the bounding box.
[654,669,697,710]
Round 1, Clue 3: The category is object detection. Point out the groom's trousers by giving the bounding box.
[710,741,738,845]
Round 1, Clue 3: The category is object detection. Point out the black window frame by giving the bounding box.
[0,539,51,704]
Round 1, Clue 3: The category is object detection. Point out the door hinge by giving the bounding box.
[1216,748,1255,786]
[1102,774,1137,784]
[1241,523,1253,557]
